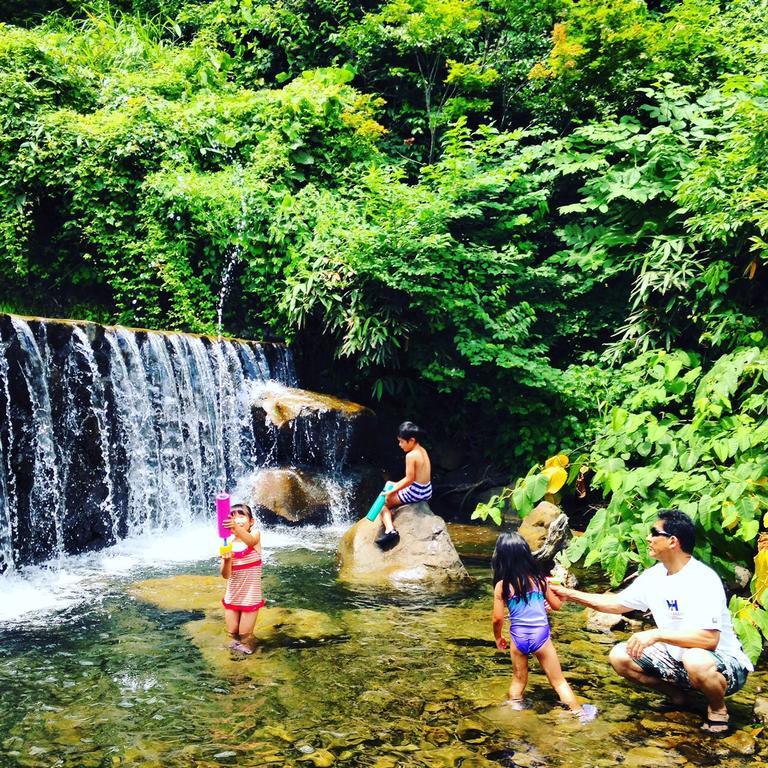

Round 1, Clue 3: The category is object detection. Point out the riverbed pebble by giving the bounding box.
[753,695,768,724]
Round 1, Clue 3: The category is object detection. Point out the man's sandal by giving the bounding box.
[700,714,730,734]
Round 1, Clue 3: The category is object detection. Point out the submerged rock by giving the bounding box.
[337,503,471,586]
[130,574,345,681]
[455,715,495,742]
[719,729,757,756]
[518,501,571,562]
[585,598,643,634]
[129,574,223,612]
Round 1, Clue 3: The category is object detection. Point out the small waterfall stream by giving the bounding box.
[0,315,305,573]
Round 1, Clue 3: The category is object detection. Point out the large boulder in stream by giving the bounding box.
[338,503,471,586]
[251,383,376,471]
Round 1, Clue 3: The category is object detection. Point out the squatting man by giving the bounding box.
[550,509,752,733]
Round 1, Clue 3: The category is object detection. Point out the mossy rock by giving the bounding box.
[129,574,222,612]
[130,575,345,680]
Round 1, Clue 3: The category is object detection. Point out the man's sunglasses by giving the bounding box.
[649,527,674,538]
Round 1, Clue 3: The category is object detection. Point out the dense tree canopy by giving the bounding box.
[2,1,768,654]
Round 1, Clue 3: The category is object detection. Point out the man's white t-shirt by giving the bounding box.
[617,557,753,670]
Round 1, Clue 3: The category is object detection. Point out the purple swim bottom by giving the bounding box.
[510,624,551,655]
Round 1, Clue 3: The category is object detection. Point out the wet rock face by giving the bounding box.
[518,501,571,563]
[338,503,471,586]
[251,384,376,472]
[754,695,768,725]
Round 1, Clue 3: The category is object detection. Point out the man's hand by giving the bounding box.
[495,636,508,651]
[549,584,570,601]
[385,490,399,507]
[625,629,660,659]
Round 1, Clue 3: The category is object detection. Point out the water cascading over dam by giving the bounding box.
[0,314,367,574]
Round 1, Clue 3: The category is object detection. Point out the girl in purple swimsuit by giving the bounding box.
[491,533,597,722]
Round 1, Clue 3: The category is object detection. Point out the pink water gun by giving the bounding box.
[216,492,233,556]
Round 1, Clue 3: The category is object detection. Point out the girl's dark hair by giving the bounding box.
[231,503,254,519]
[398,421,426,441]
[491,532,546,603]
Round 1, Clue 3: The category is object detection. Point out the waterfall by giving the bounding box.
[0,350,13,573]
[0,316,295,572]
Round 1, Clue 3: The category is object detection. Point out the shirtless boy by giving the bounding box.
[375,421,432,549]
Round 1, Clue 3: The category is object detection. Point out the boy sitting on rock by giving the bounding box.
[376,421,432,550]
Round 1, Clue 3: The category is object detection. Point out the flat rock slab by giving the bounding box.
[253,384,370,428]
[338,503,471,587]
[129,574,223,612]
[130,575,345,677]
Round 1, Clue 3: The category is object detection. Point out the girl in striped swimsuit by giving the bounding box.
[220,503,264,655]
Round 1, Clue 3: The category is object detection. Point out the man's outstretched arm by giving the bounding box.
[549,585,630,615]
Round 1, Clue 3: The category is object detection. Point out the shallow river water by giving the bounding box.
[0,523,764,768]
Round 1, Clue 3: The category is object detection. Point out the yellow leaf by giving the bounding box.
[753,550,768,600]
[544,454,569,469]
[542,466,567,494]
[722,501,738,530]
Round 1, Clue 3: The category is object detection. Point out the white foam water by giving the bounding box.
[0,521,345,626]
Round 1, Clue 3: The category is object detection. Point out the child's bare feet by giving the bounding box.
[230,641,253,656]
[575,704,598,724]
[504,698,532,710]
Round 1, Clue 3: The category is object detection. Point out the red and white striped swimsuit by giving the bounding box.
[222,546,264,612]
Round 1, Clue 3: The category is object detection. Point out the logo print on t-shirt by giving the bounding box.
[666,599,679,612]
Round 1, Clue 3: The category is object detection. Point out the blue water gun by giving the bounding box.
[365,481,396,521]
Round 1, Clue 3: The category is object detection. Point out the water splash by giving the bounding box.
[214,169,248,475]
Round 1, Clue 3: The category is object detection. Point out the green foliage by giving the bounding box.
[528,0,768,124]
[3,3,768,660]
[536,348,768,659]
[0,10,387,325]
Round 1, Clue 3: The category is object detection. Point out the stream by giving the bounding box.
[0,522,763,768]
